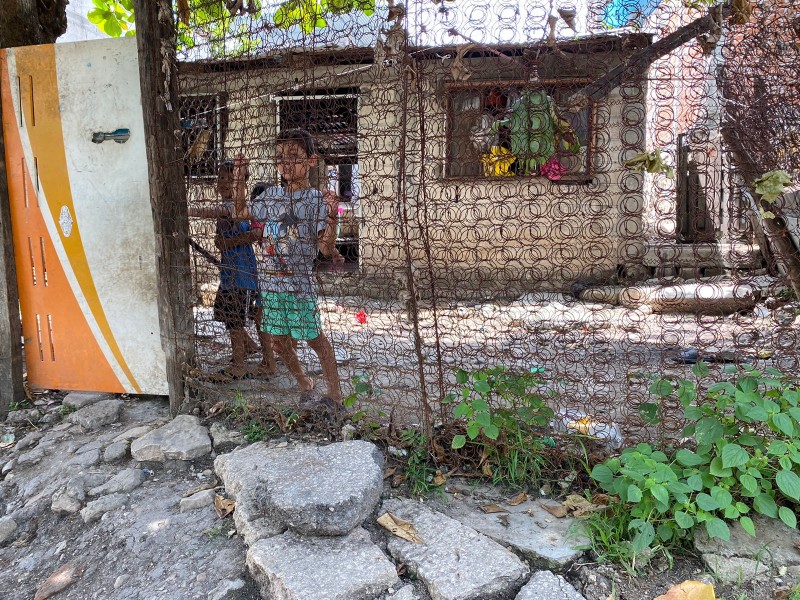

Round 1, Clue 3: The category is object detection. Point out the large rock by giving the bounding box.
[131,415,211,462]
[66,399,123,431]
[247,527,399,600]
[51,489,83,515]
[447,497,585,570]
[215,441,383,539]
[103,441,129,462]
[209,422,246,451]
[694,515,800,582]
[515,571,585,600]
[382,499,530,600]
[81,493,128,523]
[62,391,114,410]
[88,468,145,497]
[113,425,155,443]
[0,516,17,544]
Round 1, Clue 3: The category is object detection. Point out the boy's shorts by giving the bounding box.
[260,291,322,341]
[213,288,260,330]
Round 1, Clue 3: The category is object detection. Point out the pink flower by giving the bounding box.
[540,156,567,181]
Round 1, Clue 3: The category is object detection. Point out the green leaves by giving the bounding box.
[776,470,800,502]
[676,448,707,466]
[87,0,134,37]
[705,517,731,541]
[779,506,797,529]
[591,464,616,487]
[274,0,375,33]
[739,515,756,536]
[638,403,661,425]
[754,170,793,203]
[694,417,724,445]
[721,444,749,469]
[623,148,674,178]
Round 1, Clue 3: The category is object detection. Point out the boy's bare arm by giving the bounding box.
[231,157,251,219]
[215,229,262,252]
[188,206,230,218]
[318,190,339,257]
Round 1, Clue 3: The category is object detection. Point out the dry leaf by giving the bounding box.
[431,439,447,462]
[214,494,236,519]
[563,494,603,517]
[377,513,423,544]
[540,502,569,518]
[207,400,225,417]
[479,503,508,514]
[497,514,510,527]
[383,466,397,480]
[432,470,447,486]
[482,463,494,477]
[653,580,716,600]
[507,492,528,506]
[34,562,83,600]
[391,473,405,488]
[591,493,611,506]
[188,129,213,163]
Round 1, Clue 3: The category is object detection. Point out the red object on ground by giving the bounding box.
[356,310,368,324]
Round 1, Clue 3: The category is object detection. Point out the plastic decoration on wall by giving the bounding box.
[481,146,517,177]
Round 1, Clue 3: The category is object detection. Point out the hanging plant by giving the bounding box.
[624,148,674,179]
[754,169,793,203]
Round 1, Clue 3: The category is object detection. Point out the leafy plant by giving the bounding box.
[60,404,77,416]
[242,418,273,442]
[275,0,375,33]
[588,364,800,565]
[755,169,793,220]
[623,148,674,178]
[446,366,554,487]
[401,428,439,496]
[88,0,376,52]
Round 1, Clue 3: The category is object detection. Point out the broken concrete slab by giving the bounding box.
[15,431,44,452]
[383,498,530,600]
[88,468,145,497]
[247,527,399,600]
[215,440,383,538]
[446,497,585,570]
[130,415,211,462]
[66,448,101,468]
[80,493,128,524]
[62,392,114,410]
[515,571,586,600]
[67,399,124,431]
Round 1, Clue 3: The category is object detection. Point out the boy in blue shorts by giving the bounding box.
[231,129,341,402]
[189,161,276,380]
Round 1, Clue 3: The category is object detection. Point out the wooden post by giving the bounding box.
[0,83,25,419]
[133,0,195,414]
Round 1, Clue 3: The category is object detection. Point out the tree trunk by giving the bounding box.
[133,0,196,414]
[0,0,68,48]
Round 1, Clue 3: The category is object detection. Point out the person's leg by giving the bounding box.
[274,334,313,392]
[290,295,340,402]
[252,306,277,376]
[307,333,342,402]
[227,328,249,378]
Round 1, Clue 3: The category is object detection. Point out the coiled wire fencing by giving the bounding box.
[174,0,800,449]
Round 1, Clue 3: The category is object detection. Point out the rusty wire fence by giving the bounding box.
[173,0,800,449]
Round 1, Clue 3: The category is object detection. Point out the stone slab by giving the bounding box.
[383,499,530,600]
[215,440,383,538]
[180,489,216,513]
[209,422,246,451]
[103,441,129,462]
[131,415,211,462]
[247,527,399,600]
[67,399,124,431]
[447,497,585,570]
[701,554,770,585]
[515,571,585,600]
[0,516,17,544]
[88,468,145,497]
[113,425,155,443]
[694,514,800,570]
[63,392,114,410]
[81,493,128,524]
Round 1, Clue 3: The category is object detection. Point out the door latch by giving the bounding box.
[91,129,130,144]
